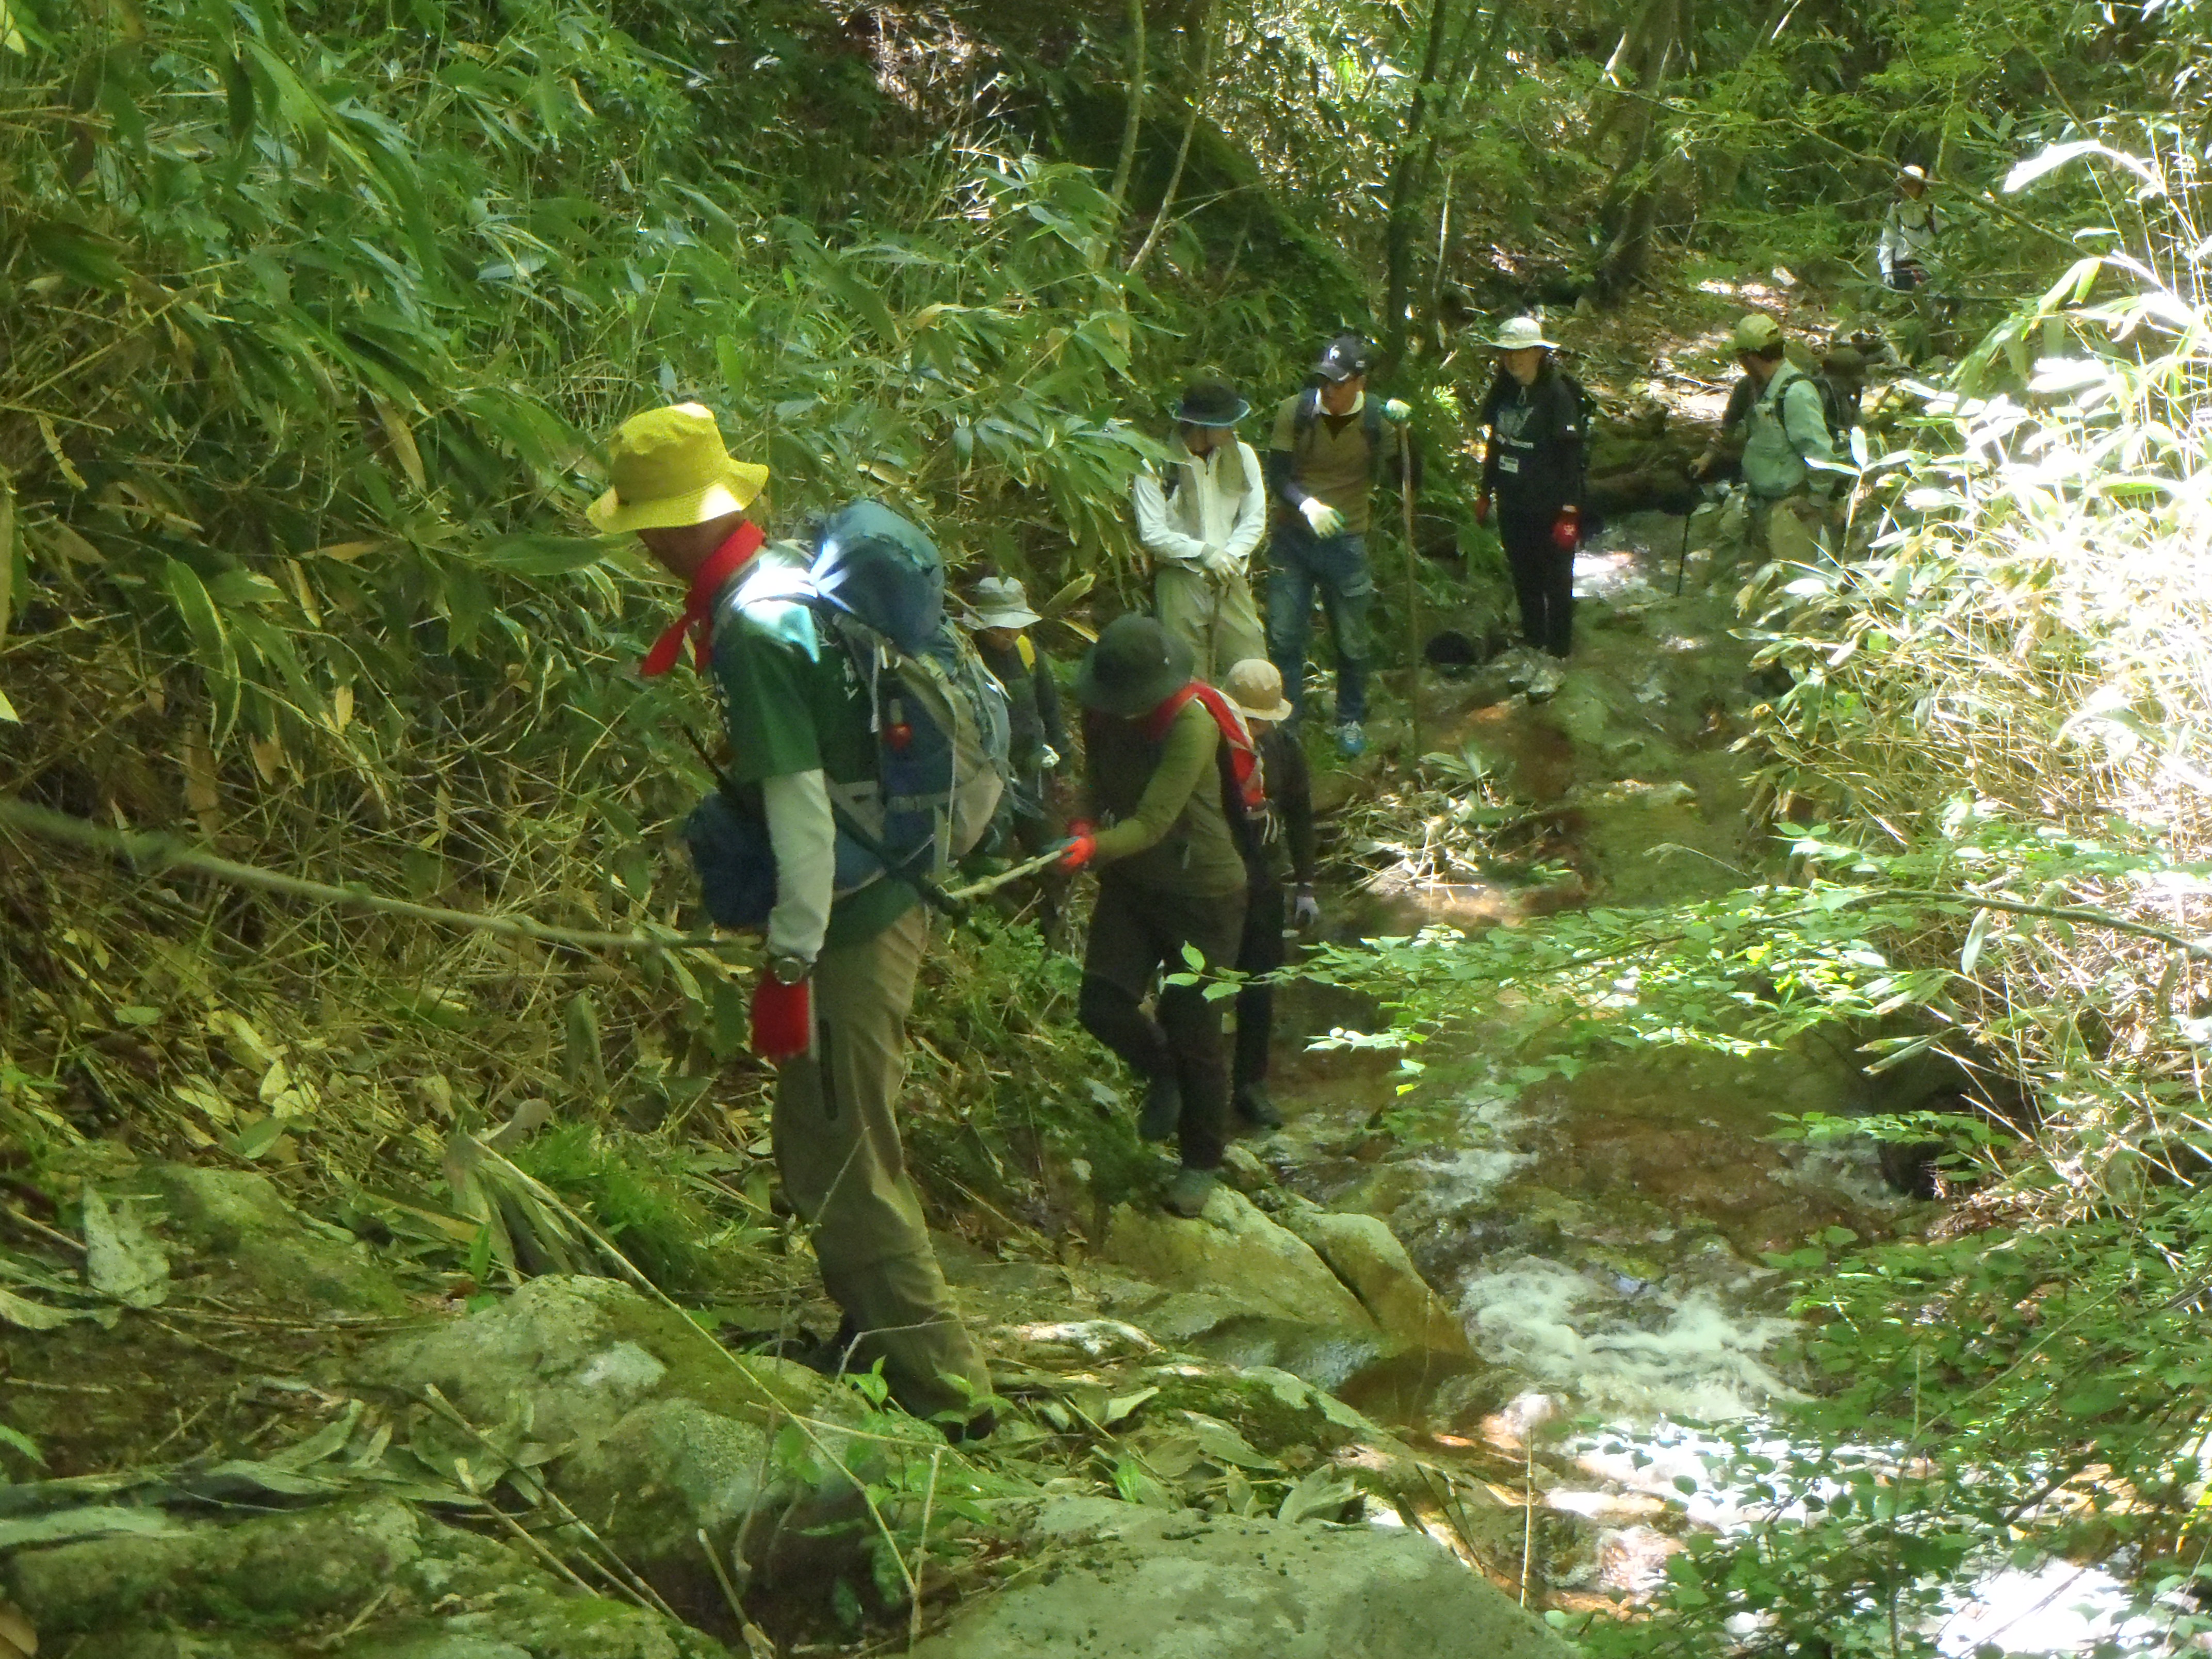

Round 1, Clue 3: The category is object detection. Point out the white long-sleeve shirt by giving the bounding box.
[1131,437,1266,574]
[761,768,835,966]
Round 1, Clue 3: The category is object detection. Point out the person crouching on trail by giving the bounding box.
[1132,378,1268,684]
[1265,332,1415,759]
[1475,316,1586,661]
[592,403,991,1439]
[962,575,1069,938]
[1221,659,1319,1133]
[1058,615,1261,1218]
[1726,313,1841,568]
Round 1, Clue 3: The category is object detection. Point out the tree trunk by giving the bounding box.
[1379,0,1456,371]
[1126,0,1218,277]
[1107,0,1146,218]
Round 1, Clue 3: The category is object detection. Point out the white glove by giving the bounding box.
[1201,542,1241,578]
[1299,498,1345,538]
[1291,887,1321,930]
[1383,398,1412,422]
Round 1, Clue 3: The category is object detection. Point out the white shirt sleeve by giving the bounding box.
[762,768,835,966]
[1222,442,1267,567]
[1132,468,1208,567]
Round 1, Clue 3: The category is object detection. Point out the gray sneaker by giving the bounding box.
[1163,1166,1217,1218]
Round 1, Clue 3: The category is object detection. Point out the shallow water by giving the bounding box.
[1269,517,2166,1650]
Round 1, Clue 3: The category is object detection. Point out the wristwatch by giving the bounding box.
[767,952,812,986]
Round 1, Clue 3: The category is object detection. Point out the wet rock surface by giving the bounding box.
[906,1497,1575,1659]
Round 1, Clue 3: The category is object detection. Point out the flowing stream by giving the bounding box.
[1256,512,2151,1653]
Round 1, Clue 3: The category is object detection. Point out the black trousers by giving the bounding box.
[1501,505,1574,658]
[1233,881,1286,1092]
[1078,877,1246,1170]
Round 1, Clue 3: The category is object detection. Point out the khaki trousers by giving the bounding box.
[772,908,989,1423]
[1154,563,1268,685]
[1750,492,1831,568]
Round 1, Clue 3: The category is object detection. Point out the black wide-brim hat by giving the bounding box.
[1173,380,1250,427]
[1075,614,1196,718]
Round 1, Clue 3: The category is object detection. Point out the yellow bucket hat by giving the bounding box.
[587,403,770,534]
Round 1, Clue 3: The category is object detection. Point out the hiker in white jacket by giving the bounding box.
[1131,377,1268,682]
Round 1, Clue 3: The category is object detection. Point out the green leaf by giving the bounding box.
[471,534,607,577]
[224,52,256,145]
[0,1288,72,1331]
[161,558,239,741]
[1959,907,1992,976]
[82,1191,169,1310]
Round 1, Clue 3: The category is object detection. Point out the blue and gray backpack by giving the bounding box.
[685,501,1012,926]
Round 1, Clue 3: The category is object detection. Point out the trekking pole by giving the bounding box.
[940,847,1069,904]
[1674,483,1708,597]
[1399,423,1424,767]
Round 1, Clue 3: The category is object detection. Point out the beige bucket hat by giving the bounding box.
[1224,658,1295,724]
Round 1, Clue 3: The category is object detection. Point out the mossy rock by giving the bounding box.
[1102,1188,1374,1333]
[7,1498,513,1634]
[337,1590,731,1658]
[1140,1363,1376,1461]
[356,1278,871,1622]
[128,1163,410,1317]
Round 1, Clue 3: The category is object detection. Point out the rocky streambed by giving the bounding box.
[0,512,1965,1658]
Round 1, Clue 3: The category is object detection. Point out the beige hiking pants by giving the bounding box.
[1154,562,1268,685]
[772,907,989,1424]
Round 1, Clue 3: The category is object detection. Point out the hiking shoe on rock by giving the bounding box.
[1164,1165,1218,1218]
[1138,1073,1182,1142]
[1336,722,1367,758]
[1234,1083,1285,1129]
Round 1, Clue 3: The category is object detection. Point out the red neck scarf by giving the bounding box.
[641,521,765,677]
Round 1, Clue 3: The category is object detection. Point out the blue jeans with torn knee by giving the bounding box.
[1266,522,1371,725]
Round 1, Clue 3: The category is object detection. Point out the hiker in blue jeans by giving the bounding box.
[1263,333,1415,758]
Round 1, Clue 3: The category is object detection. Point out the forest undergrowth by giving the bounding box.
[11,0,2212,1653]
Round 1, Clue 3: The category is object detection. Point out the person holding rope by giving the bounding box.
[1474,316,1587,660]
[593,404,993,1438]
[1058,615,1261,1218]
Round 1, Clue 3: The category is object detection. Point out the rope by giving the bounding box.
[0,799,726,957]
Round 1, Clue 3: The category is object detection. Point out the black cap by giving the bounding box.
[1314,333,1373,384]
[1173,380,1250,427]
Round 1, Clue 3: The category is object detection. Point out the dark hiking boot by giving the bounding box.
[1234,1083,1285,1129]
[1164,1165,1218,1218]
[1138,1073,1182,1142]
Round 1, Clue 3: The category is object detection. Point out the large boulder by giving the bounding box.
[3,1496,725,1657]
[354,1277,872,1620]
[128,1163,409,1316]
[908,1497,1576,1659]
[1277,1207,1472,1358]
[1102,1189,1374,1332]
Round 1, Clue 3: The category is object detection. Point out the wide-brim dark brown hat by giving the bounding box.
[1075,614,1196,718]
[1173,380,1250,427]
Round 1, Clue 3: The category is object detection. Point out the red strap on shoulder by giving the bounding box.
[1145,681,1264,813]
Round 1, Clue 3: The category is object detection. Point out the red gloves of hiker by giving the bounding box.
[1474,494,1492,527]
[1058,820,1097,871]
[751,977,812,1063]
[1550,506,1582,552]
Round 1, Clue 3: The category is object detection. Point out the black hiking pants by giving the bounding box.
[1500,501,1574,659]
[1233,880,1287,1094]
[1078,877,1246,1170]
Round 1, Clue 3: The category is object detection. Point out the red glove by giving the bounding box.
[1550,506,1581,552]
[1474,494,1491,527]
[1056,820,1097,871]
[751,977,811,1062]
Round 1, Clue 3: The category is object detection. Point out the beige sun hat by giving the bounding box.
[964,576,1042,631]
[587,404,770,534]
[1732,313,1784,352]
[1224,658,1295,724]
[1492,315,1559,351]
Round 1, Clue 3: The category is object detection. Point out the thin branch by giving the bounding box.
[0,798,726,958]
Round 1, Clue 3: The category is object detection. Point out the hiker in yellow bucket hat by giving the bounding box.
[590,404,773,676]
[592,403,996,1440]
